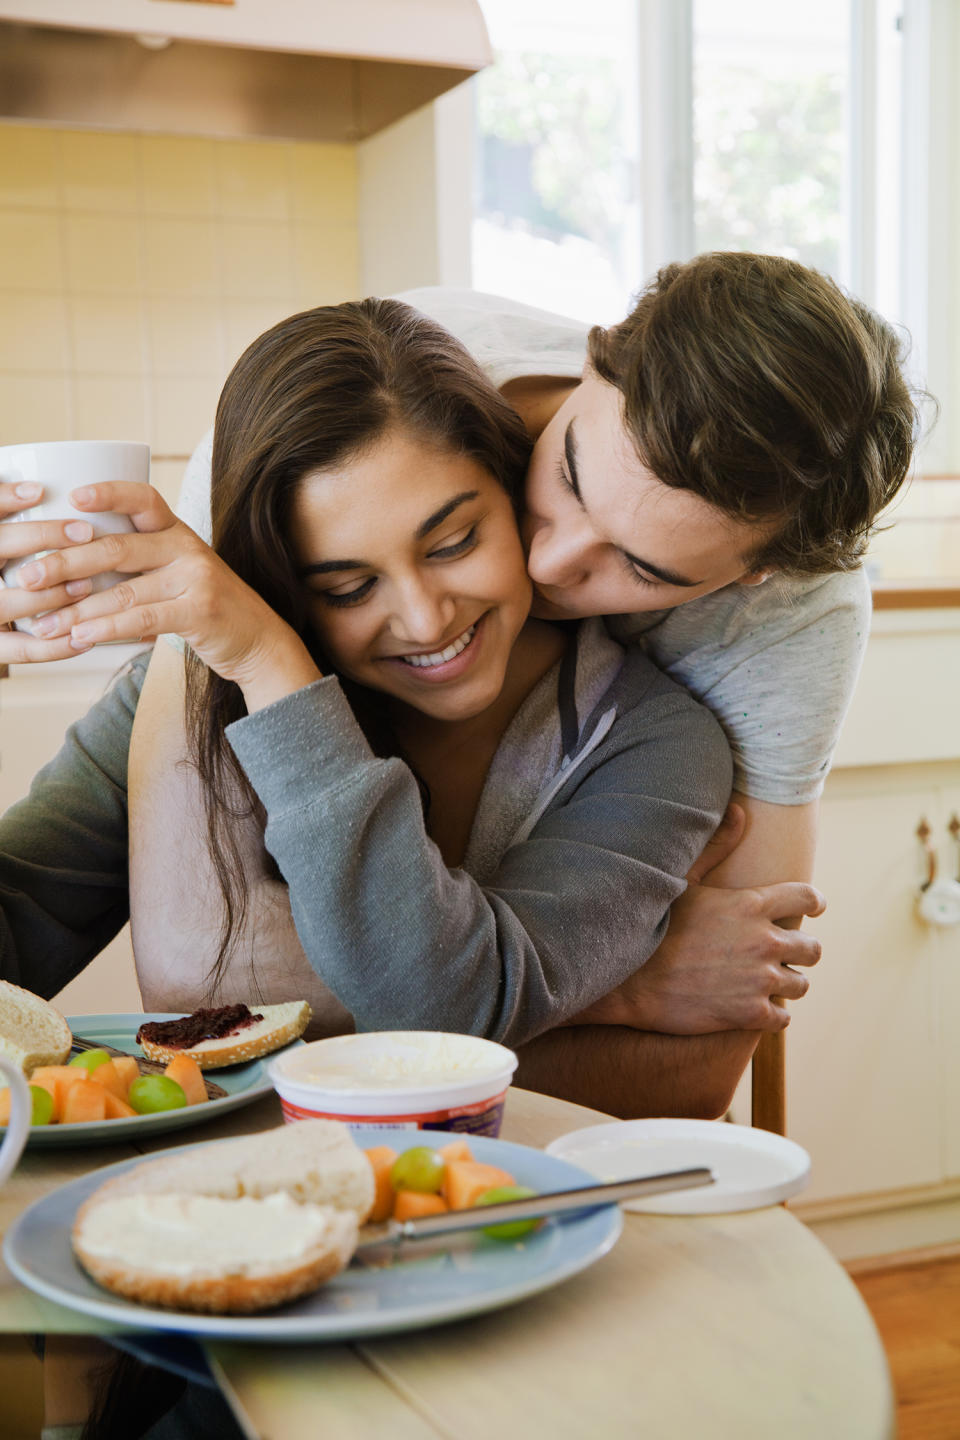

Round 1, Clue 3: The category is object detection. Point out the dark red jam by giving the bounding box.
[136,1004,264,1050]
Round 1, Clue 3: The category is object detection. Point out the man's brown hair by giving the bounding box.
[587,251,921,574]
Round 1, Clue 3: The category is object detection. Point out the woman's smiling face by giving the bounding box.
[291,427,533,724]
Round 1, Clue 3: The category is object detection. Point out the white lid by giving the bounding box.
[271,1030,517,1097]
[546,1120,811,1214]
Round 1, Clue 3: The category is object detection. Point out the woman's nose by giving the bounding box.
[390,577,456,645]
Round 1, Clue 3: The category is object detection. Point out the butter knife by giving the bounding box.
[358,1166,713,1252]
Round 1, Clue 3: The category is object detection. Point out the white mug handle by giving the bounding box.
[0,1056,31,1185]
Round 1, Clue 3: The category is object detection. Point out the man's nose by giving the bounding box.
[526,517,594,588]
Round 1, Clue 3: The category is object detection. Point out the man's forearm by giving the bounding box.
[514,1025,760,1120]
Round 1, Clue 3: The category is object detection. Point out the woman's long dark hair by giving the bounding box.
[183,298,532,991]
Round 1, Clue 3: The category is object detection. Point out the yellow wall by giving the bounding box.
[0,123,359,502]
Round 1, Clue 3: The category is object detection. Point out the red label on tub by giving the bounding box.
[279,1089,507,1136]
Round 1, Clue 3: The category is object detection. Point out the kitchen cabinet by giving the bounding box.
[785,606,960,1256]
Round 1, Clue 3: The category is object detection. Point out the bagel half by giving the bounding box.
[0,979,72,1074]
[136,1001,311,1069]
[72,1191,357,1314]
[71,1121,372,1314]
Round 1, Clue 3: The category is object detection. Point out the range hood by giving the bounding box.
[0,0,492,142]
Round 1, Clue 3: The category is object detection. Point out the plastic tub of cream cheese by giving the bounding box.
[269,1031,518,1137]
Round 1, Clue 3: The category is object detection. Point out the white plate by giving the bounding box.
[546,1119,810,1213]
[4,1129,622,1341]
[8,1013,302,1148]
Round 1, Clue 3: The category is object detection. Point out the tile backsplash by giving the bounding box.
[0,123,359,505]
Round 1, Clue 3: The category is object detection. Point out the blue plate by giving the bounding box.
[17,1013,302,1148]
[4,1128,623,1341]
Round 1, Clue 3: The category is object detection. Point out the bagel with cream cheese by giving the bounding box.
[71,1120,373,1314]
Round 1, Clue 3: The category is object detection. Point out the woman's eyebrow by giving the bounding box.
[298,491,481,577]
[415,490,479,539]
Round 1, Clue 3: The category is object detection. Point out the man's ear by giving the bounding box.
[737,568,774,587]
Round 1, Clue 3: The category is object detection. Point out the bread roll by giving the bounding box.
[0,979,72,1073]
[137,1001,311,1069]
[72,1192,357,1313]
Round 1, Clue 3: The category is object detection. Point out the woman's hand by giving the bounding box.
[8,482,321,707]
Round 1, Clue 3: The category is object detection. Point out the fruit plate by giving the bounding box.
[8,1013,303,1148]
[4,1129,623,1342]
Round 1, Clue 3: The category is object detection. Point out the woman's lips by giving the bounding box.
[382,615,486,684]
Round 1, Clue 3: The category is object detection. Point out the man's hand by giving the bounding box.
[570,799,825,1035]
[576,880,824,1034]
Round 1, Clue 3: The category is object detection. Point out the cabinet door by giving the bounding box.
[787,774,941,1201]
[936,782,960,1180]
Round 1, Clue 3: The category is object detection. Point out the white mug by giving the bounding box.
[0,440,151,634]
[0,1056,31,1186]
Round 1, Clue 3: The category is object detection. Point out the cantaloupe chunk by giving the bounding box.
[443,1160,517,1210]
[437,1138,474,1163]
[394,1190,449,1222]
[365,1145,399,1223]
[102,1091,138,1120]
[89,1059,130,1102]
[110,1056,140,1098]
[163,1053,207,1107]
[0,1088,11,1125]
[61,1079,107,1125]
[30,1065,89,1122]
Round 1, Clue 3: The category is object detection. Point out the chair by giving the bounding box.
[751,1028,786,1135]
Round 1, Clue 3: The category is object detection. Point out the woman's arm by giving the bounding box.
[223,654,732,1046]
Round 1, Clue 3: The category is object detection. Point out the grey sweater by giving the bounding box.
[0,624,731,1044]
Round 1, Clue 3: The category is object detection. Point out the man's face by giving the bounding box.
[523,372,777,620]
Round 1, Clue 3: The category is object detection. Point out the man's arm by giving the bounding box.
[570,793,823,1037]
[514,796,822,1118]
[514,1025,758,1120]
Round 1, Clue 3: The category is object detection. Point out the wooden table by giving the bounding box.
[0,1089,894,1439]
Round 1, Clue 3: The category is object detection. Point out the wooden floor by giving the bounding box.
[851,1254,960,1439]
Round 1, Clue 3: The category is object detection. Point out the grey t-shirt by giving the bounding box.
[176,286,871,805]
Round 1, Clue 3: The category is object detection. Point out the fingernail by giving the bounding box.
[71,623,94,643]
[14,482,41,501]
[71,487,95,505]
[32,614,59,636]
[19,562,43,587]
[69,637,93,651]
[65,579,91,597]
[65,521,93,542]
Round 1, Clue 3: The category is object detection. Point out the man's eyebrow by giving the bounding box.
[566,421,701,587]
[622,551,702,588]
[563,421,583,502]
[298,491,480,577]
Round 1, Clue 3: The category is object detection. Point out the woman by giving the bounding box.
[0,299,731,1054]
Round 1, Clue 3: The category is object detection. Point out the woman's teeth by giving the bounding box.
[401,624,476,669]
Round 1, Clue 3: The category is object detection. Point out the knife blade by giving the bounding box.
[357,1165,713,1251]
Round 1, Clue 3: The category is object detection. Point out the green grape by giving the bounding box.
[29,1084,54,1126]
[389,1145,446,1194]
[127,1075,188,1115]
[475,1185,542,1240]
[68,1049,112,1073]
